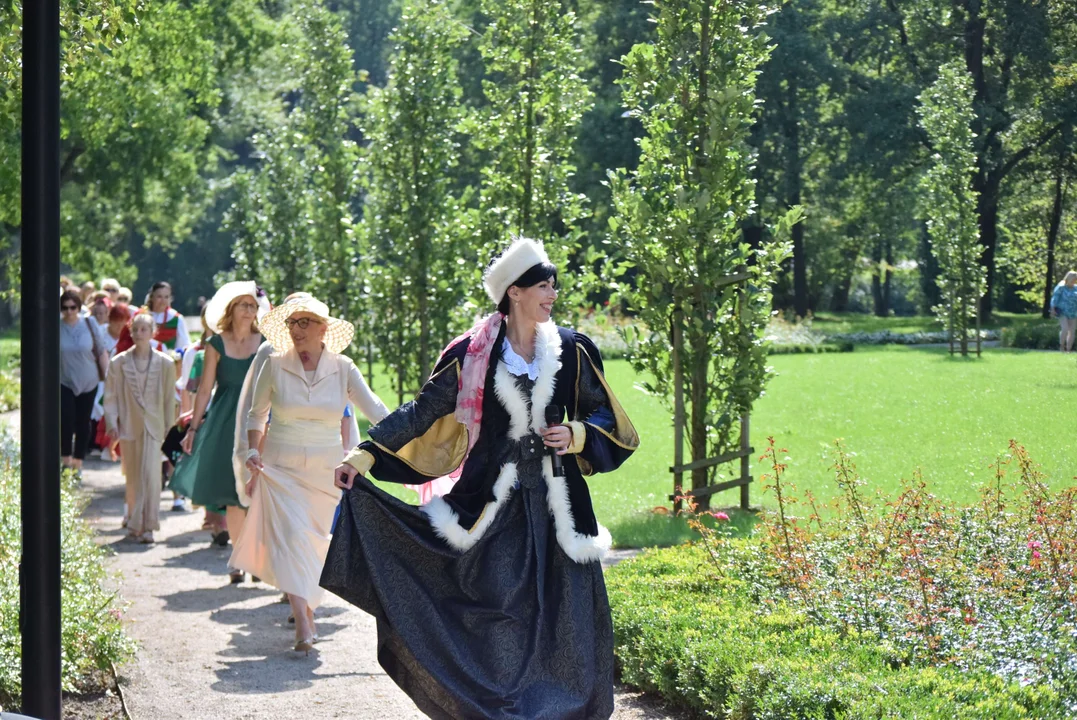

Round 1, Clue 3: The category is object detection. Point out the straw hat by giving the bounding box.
[483,236,551,305]
[260,294,355,354]
[204,281,272,334]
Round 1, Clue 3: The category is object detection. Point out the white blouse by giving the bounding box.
[247,348,389,454]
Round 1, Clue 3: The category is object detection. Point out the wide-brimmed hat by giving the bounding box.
[260,294,355,354]
[204,281,272,334]
[483,236,552,305]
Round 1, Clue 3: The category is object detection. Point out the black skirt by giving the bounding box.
[320,466,614,720]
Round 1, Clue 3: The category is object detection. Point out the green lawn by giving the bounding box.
[592,344,1068,546]
[809,310,1043,335]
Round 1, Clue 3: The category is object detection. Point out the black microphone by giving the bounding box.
[545,404,565,477]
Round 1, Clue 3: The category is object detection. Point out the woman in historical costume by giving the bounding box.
[103,313,178,543]
[322,237,639,719]
[231,295,389,653]
[169,281,270,572]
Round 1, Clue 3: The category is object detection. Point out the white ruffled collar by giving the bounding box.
[500,337,541,381]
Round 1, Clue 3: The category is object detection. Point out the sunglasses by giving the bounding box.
[285,317,323,330]
[61,304,79,311]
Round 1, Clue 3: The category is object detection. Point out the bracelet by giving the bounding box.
[245,448,261,462]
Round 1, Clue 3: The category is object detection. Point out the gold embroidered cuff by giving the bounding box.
[566,421,586,455]
[343,448,374,476]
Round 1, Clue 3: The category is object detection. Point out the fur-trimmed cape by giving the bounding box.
[344,321,638,563]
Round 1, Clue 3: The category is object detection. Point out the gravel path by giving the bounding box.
[71,455,677,719]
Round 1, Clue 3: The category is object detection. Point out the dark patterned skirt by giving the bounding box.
[320,471,614,720]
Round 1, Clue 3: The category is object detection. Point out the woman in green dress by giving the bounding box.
[170,281,270,578]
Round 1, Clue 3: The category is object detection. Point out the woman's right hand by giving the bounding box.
[334,463,359,490]
[181,428,196,455]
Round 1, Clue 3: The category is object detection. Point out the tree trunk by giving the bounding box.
[785,78,809,319]
[883,237,893,315]
[976,187,1000,319]
[1042,158,1067,318]
[918,222,940,314]
[871,237,888,317]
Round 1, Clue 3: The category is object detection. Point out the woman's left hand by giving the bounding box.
[541,424,572,456]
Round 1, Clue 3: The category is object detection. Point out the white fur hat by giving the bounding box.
[483,237,552,305]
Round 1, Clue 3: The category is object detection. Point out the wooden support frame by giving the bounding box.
[670,271,754,513]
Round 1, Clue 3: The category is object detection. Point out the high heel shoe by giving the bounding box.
[294,637,315,656]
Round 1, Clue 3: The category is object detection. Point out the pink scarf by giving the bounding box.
[406,313,504,504]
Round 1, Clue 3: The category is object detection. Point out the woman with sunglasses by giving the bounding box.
[232,295,388,654]
[169,282,270,565]
[60,289,110,472]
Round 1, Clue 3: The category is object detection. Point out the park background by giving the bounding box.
[2,0,1077,717]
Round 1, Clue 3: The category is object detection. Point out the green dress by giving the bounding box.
[169,334,254,512]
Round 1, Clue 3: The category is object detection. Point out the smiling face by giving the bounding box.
[150,286,172,313]
[287,312,328,354]
[507,278,557,324]
[227,295,258,333]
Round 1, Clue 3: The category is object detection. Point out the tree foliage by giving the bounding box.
[609,0,798,505]
[466,0,596,313]
[917,61,985,355]
[363,0,470,401]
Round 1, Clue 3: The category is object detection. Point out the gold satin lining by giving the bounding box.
[372,413,469,478]
[566,421,586,454]
[343,448,375,475]
[575,346,640,476]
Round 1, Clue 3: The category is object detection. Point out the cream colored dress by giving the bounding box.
[229,348,388,608]
[103,349,177,536]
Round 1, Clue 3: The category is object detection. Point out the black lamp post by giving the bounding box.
[21,0,63,715]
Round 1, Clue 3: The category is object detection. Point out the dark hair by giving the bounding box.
[150,281,172,293]
[497,262,558,315]
[60,290,82,308]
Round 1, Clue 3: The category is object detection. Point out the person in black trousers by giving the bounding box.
[60,289,109,471]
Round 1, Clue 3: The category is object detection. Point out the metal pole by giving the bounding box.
[21,0,63,713]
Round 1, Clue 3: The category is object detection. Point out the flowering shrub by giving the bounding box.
[827,329,999,345]
[0,432,135,709]
[608,439,1077,718]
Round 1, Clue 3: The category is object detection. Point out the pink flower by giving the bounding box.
[1027,540,1042,549]
[1032,551,1042,560]
[711,512,730,522]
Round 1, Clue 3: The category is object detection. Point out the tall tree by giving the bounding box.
[467,0,596,311]
[610,0,798,507]
[363,0,470,401]
[918,61,984,356]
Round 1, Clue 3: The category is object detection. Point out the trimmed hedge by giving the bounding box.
[1001,322,1062,350]
[607,544,1066,719]
[766,341,853,355]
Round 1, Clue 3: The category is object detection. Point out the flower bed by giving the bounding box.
[607,441,1076,719]
[0,433,135,710]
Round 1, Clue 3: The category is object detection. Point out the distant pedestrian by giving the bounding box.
[60,289,110,471]
[1050,271,1077,352]
[117,287,133,305]
[103,313,178,543]
[100,278,121,303]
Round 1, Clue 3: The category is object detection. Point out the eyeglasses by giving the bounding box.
[233,302,258,312]
[285,317,323,330]
[61,304,79,311]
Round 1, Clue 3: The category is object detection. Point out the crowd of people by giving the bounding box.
[57,237,640,719]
